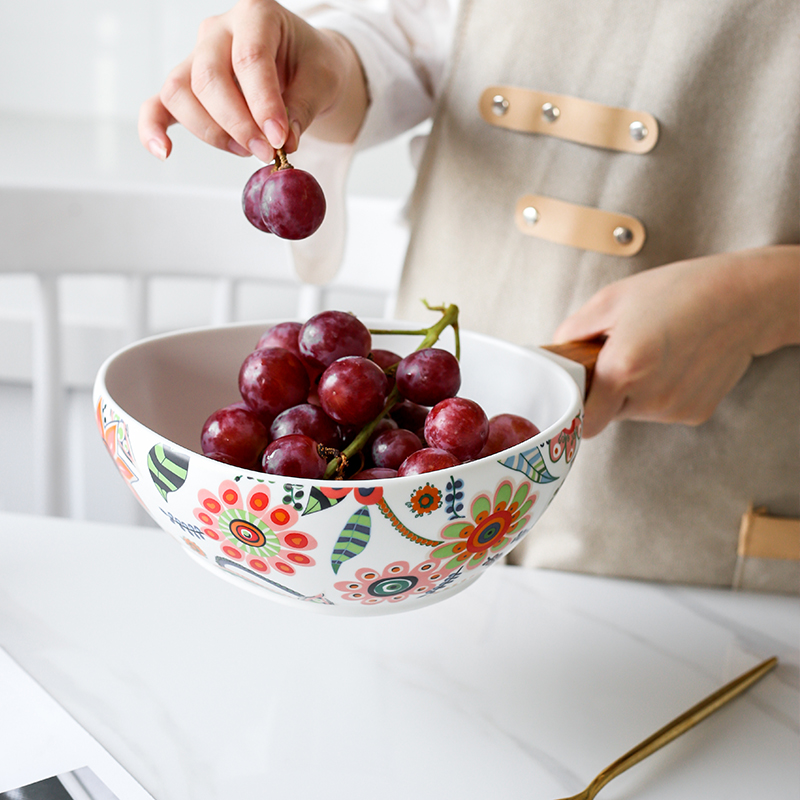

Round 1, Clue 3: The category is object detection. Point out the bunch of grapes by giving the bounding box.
[201,307,540,480]
[242,149,326,240]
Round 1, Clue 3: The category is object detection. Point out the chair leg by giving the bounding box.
[32,274,66,516]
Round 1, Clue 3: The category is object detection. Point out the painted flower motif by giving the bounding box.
[431,479,536,571]
[194,480,317,576]
[183,537,206,559]
[96,399,138,486]
[320,485,384,505]
[335,559,444,605]
[406,482,442,517]
[549,415,582,463]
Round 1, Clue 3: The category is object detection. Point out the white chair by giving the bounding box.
[0,182,406,517]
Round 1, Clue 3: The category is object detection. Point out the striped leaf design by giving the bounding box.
[304,485,349,515]
[331,506,371,574]
[499,446,557,484]
[147,443,190,500]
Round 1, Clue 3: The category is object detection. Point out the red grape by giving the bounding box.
[370,348,401,391]
[424,397,489,462]
[298,310,372,370]
[239,347,310,425]
[260,166,326,239]
[478,413,541,458]
[200,401,269,470]
[391,399,429,438]
[256,321,303,357]
[242,165,275,232]
[262,434,327,478]
[269,403,341,449]
[397,448,461,476]
[363,417,399,461]
[371,428,423,470]
[395,348,461,406]
[318,356,389,427]
[370,349,402,371]
[352,467,399,480]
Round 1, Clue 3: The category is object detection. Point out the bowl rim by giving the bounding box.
[94,319,584,487]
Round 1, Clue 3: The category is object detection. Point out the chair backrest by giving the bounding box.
[0,183,406,517]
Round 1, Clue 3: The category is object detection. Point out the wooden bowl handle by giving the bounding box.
[541,338,604,397]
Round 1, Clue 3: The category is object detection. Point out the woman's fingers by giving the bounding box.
[229,10,291,150]
[137,95,175,160]
[189,21,276,161]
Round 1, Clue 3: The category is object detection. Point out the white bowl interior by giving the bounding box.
[101,321,580,455]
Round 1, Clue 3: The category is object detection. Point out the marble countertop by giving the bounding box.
[0,511,797,800]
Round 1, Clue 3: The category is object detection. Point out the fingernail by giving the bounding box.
[290,120,302,148]
[147,139,168,160]
[263,118,286,150]
[227,139,251,157]
[247,138,274,163]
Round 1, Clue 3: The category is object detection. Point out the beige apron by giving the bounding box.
[394,0,800,591]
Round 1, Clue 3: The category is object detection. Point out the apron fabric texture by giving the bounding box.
[393,0,800,591]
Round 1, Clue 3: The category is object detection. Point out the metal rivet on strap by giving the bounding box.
[492,95,510,116]
[541,102,560,122]
[629,121,648,141]
[613,226,633,244]
[522,206,540,225]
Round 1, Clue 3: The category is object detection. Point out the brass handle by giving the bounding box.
[541,338,604,398]
[587,656,779,799]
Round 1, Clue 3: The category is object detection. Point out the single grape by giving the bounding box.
[238,347,310,425]
[203,450,242,466]
[260,165,326,240]
[397,448,461,477]
[424,397,489,462]
[395,348,461,406]
[317,356,389,427]
[478,413,541,458]
[242,165,275,232]
[269,403,342,449]
[298,310,372,370]
[352,467,399,480]
[256,321,303,357]
[370,349,402,371]
[371,428,423,470]
[258,320,323,386]
[370,348,402,390]
[390,399,429,438]
[262,434,327,478]
[200,402,269,470]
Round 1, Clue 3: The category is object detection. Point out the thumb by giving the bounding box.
[552,294,612,344]
[281,72,335,153]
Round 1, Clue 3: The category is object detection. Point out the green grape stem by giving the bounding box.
[323,303,460,479]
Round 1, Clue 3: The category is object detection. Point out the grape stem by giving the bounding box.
[323,303,460,479]
[274,148,292,171]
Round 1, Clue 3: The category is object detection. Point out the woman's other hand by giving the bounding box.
[554,246,800,437]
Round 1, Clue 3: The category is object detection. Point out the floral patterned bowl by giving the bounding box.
[93,320,587,616]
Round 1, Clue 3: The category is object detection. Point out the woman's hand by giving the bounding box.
[138,0,368,162]
[554,246,800,438]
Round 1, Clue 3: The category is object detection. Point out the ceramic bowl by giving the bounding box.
[93,320,586,616]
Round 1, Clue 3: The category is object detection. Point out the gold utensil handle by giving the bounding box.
[588,656,778,798]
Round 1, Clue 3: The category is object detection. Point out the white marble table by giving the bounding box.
[0,511,797,800]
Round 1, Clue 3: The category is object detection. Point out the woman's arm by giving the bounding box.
[137,0,451,162]
[554,245,800,437]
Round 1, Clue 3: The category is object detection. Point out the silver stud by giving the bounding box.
[541,102,560,122]
[613,226,633,244]
[629,121,648,141]
[522,206,540,225]
[492,95,510,116]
